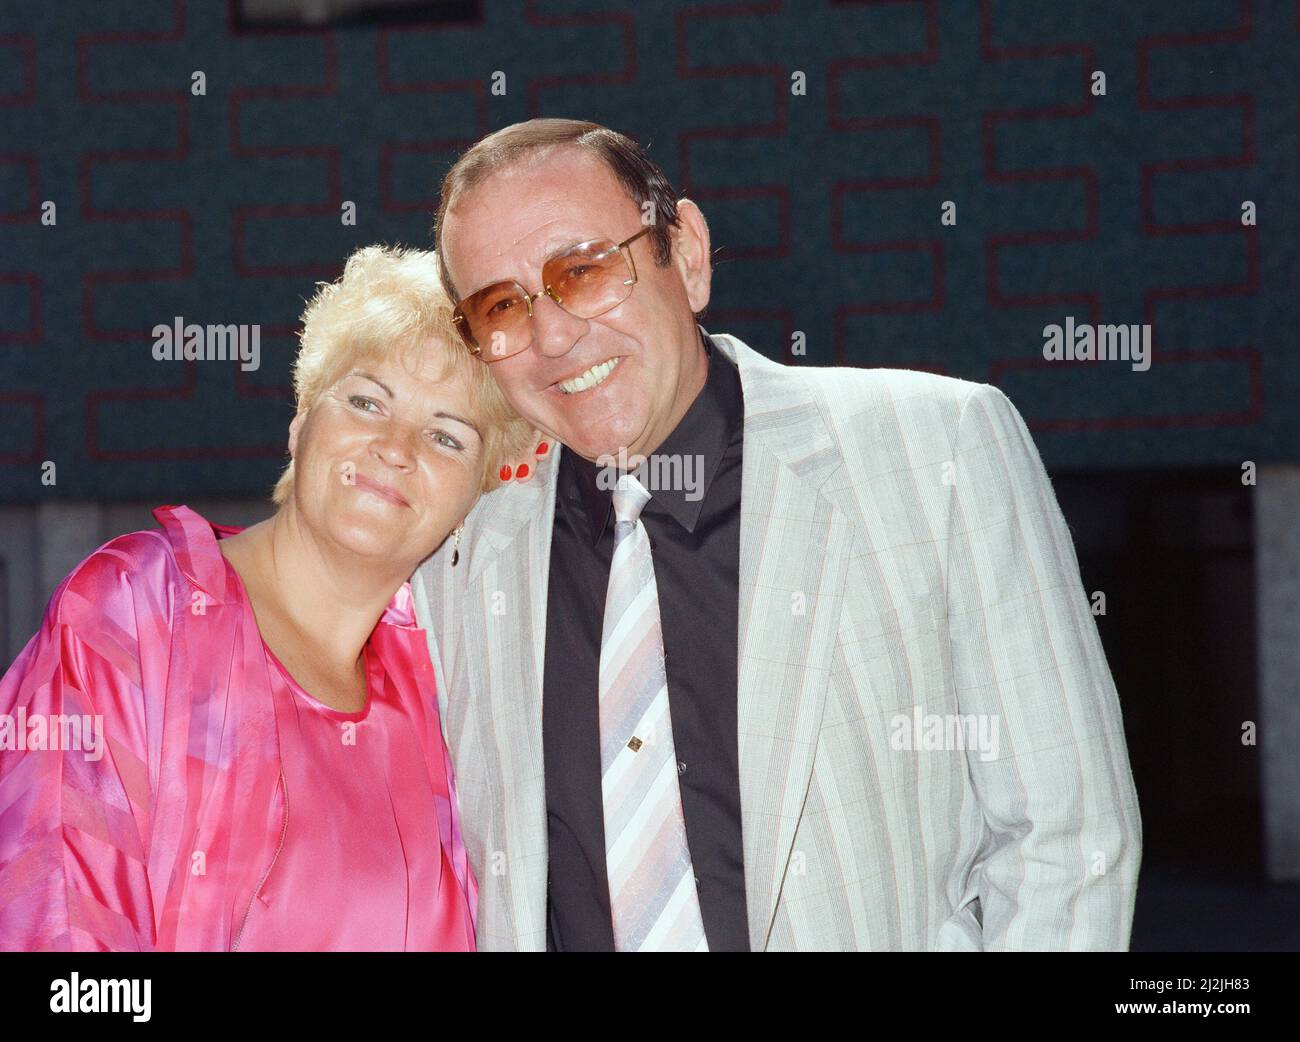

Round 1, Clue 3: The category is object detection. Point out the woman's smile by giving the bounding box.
[351,471,411,509]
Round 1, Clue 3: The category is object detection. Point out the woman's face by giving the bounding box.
[287,341,484,569]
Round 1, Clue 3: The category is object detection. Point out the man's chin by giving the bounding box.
[564,437,646,466]
[559,442,614,465]
[549,424,647,465]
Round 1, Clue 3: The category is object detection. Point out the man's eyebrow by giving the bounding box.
[479,237,583,289]
[351,371,394,398]
[541,237,583,263]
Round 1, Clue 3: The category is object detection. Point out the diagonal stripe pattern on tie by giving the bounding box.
[598,471,709,952]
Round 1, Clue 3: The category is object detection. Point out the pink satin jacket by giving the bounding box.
[0,504,477,950]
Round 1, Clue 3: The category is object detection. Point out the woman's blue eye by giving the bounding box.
[429,430,463,450]
[347,393,462,450]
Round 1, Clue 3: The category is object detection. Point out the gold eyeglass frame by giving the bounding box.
[453,225,654,360]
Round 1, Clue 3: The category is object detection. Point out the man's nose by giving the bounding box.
[530,292,588,359]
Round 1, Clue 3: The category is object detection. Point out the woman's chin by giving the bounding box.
[316,511,413,561]
[297,490,447,566]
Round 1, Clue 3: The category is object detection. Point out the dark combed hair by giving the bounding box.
[432,118,683,303]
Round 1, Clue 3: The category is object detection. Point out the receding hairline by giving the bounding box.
[438,143,631,293]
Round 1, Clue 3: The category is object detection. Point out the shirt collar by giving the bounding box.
[560,324,743,545]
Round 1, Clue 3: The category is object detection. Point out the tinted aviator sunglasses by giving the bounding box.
[452,226,653,361]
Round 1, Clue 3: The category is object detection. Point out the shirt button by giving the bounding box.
[677,760,687,775]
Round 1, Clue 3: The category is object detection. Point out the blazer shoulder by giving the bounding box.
[789,366,1000,452]
[799,364,988,413]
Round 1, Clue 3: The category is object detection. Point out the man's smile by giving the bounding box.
[552,356,623,395]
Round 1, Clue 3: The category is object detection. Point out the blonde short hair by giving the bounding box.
[271,244,534,506]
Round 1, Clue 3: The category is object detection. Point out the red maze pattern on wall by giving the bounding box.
[0,30,42,466]
[0,0,1292,488]
[982,0,1264,433]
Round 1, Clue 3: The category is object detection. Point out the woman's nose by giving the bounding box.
[371,423,419,469]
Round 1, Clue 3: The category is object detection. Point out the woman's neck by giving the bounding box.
[220,506,411,675]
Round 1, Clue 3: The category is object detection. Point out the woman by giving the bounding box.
[0,245,541,951]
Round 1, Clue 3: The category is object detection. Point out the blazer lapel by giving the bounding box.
[459,451,559,951]
[710,334,853,952]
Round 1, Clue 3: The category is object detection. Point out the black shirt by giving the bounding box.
[542,326,750,951]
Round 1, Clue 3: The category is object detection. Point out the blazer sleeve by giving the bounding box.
[944,383,1142,951]
[0,545,163,951]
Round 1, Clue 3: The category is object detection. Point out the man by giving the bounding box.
[411,118,1142,951]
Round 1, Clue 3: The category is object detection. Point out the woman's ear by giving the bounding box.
[287,409,307,458]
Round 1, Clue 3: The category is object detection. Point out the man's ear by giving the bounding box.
[668,198,712,314]
[287,409,307,458]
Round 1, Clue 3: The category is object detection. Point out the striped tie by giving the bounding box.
[598,472,709,952]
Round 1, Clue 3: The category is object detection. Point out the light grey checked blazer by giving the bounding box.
[410,332,1142,951]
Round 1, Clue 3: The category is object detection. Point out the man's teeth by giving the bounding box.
[557,357,620,395]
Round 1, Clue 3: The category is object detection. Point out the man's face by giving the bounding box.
[441,148,711,463]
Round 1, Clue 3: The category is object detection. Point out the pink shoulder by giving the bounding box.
[47,528,184,634]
